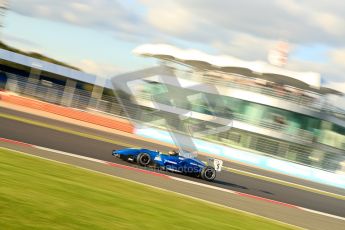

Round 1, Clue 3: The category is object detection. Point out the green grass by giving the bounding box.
[0,148,297,230]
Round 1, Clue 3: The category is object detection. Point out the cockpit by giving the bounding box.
[168,149,198,159]
[168,149,179,157]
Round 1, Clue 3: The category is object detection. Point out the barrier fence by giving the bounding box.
[2,73,345,174]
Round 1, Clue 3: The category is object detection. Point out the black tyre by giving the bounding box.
[136,153,152,166]
[200,166,216,181]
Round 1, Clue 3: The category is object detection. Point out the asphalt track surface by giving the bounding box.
[0,107,345,218]
[1,107,345,196]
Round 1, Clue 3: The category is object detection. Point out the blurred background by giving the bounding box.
[1,0,345,175]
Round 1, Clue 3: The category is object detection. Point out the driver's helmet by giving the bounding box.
[168,149,179,156]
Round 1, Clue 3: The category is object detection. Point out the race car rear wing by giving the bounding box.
[208,158,223,172]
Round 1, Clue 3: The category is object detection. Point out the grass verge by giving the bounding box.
[0,148,297,230]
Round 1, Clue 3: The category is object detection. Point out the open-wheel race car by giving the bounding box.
[112,148,223,181]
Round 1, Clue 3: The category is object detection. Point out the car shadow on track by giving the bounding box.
[113,160,251,191]
[213,180,248,190]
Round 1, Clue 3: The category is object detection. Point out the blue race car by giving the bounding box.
[112,148,223,181]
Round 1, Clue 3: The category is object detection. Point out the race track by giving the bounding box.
[0,107,344,219]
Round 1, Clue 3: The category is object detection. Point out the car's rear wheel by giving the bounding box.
[137,153,151,166]
[200,166,216,181]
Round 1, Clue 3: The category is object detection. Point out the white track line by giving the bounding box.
[32,145,345,221]
[0,146,306,230]
[298,207,345,221]
[1,139,345,221]
[171,177,236,194]
[35,146,107,164]
[223,166,345,200]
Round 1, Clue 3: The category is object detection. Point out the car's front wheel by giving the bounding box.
[136,153,152,166]
[200,166,216,181]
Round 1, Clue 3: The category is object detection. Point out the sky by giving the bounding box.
[1,0,345,93]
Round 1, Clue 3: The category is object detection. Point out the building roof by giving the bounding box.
[313,87,344,96]
[133,43,322,90]
[0,48,114,88]
[0,48,97,84]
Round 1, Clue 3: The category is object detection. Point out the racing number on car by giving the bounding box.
[213,159,223,172]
